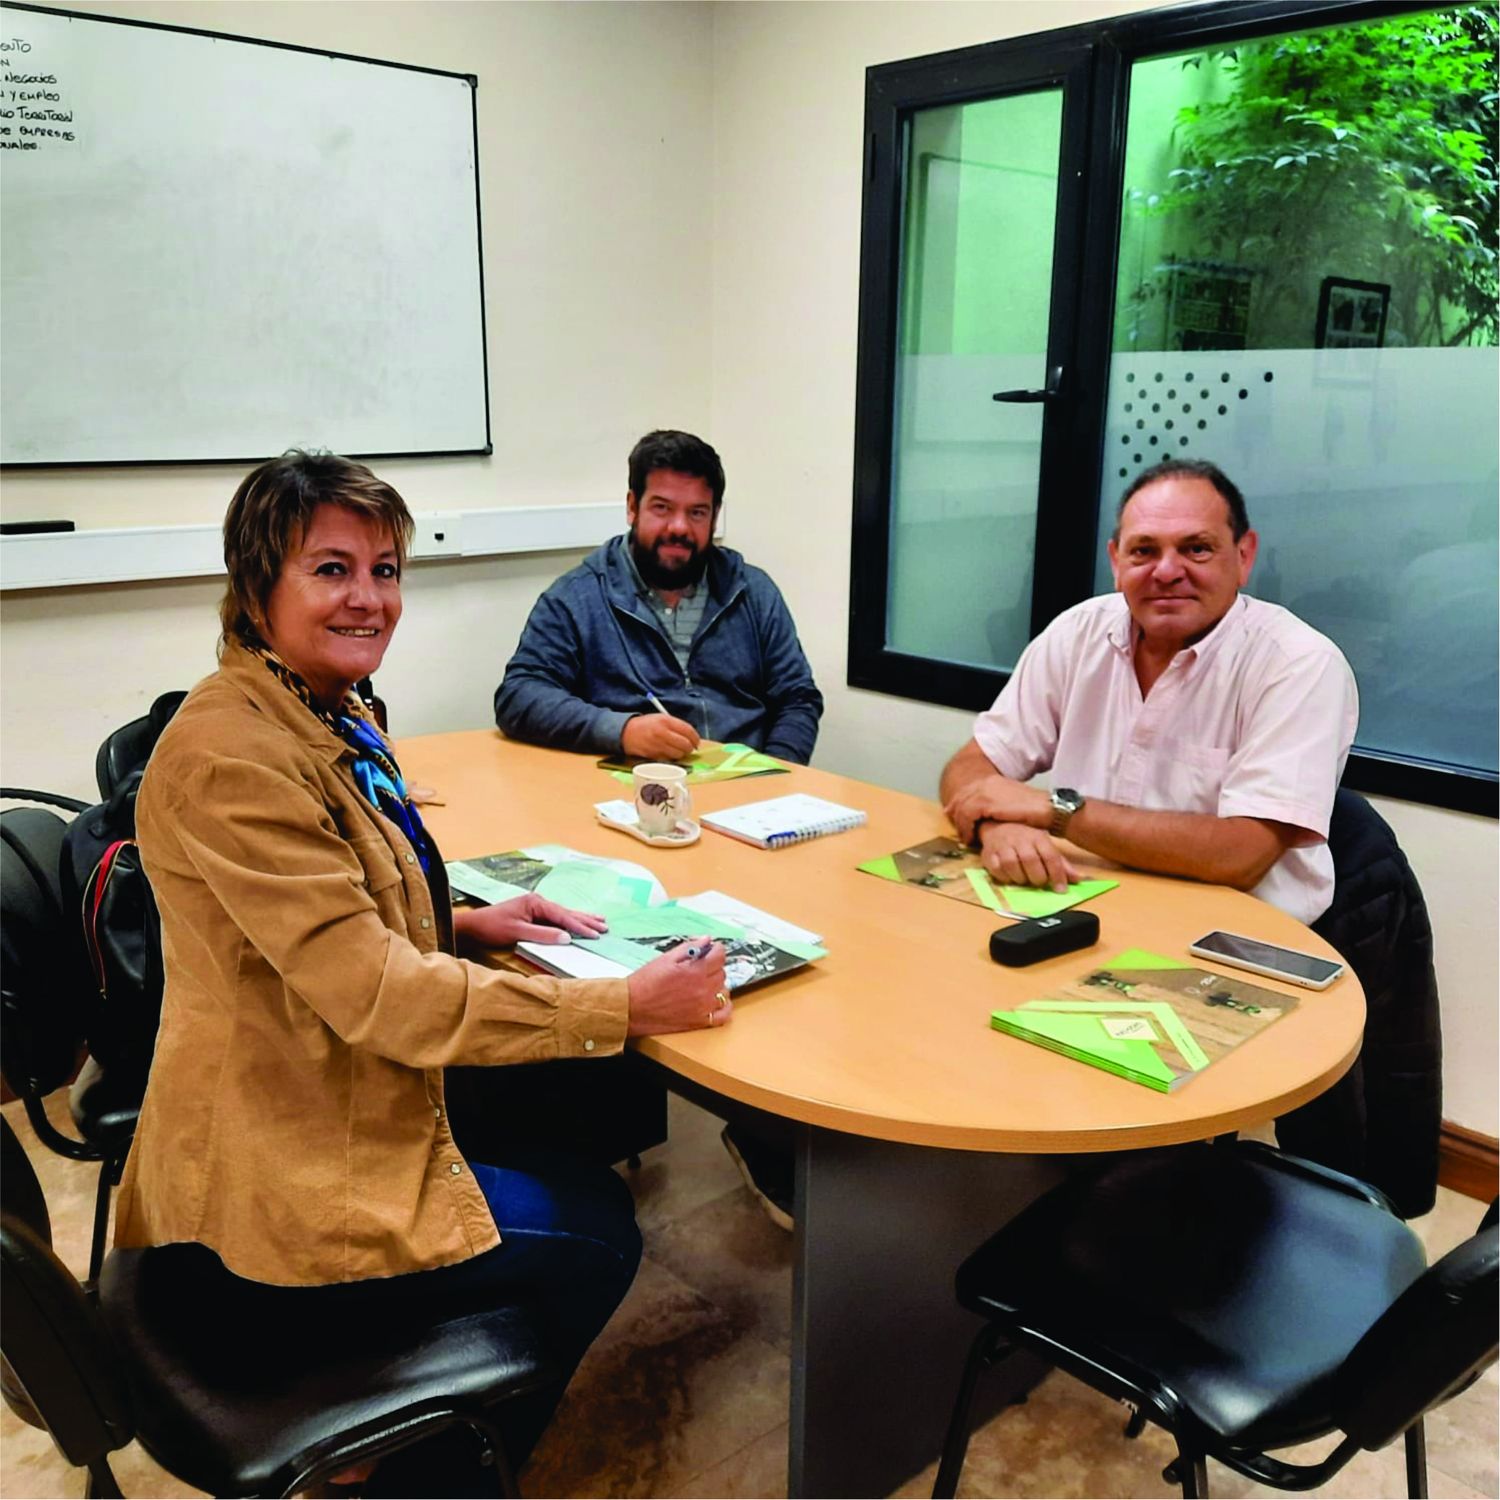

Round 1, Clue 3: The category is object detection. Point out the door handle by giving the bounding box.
[992,365,1064,403]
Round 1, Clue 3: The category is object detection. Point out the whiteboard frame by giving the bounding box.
[0,2,493,469]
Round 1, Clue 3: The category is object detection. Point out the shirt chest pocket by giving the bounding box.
[1159,740,1231,814]
[348,833,405,903]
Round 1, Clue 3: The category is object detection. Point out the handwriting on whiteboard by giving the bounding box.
[0,39,76,147]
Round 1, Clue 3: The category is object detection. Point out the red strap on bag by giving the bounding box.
[81,838,131,994]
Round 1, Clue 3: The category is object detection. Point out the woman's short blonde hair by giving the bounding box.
[219,450,414,647]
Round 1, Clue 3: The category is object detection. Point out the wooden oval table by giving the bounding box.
[403,732,1365,1498]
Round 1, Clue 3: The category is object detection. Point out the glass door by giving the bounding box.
[849,39,1102,704]
[887,90,1063,672]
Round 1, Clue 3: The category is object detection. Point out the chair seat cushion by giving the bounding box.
[69,1055,142,1150]
[955,1144,1426,1450]
[99,1242,552,1496]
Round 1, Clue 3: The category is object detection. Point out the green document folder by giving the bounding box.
[990,952,1299,1092]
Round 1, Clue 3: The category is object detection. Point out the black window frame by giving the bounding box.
[848,0,1498,818]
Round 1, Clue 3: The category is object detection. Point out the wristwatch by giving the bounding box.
[1048,787,1086,839]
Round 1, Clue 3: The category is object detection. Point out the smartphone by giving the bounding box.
[1188,930,1345,990]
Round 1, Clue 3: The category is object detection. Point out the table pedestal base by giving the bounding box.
[789,1126,1066,1498]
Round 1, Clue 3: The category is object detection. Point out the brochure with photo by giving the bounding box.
[990,949,1299,1092]
[446,846,825,991]
[858,836,1117,919]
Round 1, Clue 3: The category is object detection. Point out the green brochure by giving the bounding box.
[445,846,824,992]
[598,741,789,786]
[858,835,1117,918]
[990,951,1299,1092]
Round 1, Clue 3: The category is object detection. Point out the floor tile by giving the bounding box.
[644,1185,795,1353]
[519,1255,788,1498]
[623,1093,742,1236]
[669,1423,789,1499]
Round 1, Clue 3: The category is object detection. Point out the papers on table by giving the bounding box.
[444,846,825,991]
[596,741,788,785]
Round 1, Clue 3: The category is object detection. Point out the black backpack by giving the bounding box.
[2,692,180,1095]
[57,771,164,1092]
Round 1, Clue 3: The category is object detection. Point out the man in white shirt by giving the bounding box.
[940,458,1358,925]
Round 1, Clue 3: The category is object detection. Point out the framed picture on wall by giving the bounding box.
[1165,262,1254,351]
[1315,277,1390,349]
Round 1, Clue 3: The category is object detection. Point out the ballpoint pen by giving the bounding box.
[646,692,669,716]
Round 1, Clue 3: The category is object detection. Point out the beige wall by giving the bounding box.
[1,0,1493,1133]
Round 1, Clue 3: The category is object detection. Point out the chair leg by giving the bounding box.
[932,1324,1007,1499]
[469,1413,520,1499]
[83,1457,122,1498]
[1405,1417,1428,1499]
[86,1156,118,1287]
[1165,1450,1209,1498]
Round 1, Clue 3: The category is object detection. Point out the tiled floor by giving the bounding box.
[2,1091,1494,1499]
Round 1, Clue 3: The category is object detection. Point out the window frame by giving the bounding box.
[847,0,1498,818]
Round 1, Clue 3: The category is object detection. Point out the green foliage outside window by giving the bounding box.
[1125,5,1497,350]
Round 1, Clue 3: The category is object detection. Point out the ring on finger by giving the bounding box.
[715,990,730,1008]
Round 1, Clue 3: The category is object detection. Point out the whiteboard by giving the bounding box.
[0,4,490,465]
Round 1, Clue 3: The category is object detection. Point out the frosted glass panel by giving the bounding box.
[1095,348,1497,774]
[888,91,1062,671]
[1098,10,1497,778]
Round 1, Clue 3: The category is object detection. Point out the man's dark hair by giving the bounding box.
[628,430,726,508]
[1115,457,1250,541]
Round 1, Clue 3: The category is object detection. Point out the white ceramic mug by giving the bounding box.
[633,762,690,837]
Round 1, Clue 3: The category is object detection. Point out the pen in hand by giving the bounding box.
[684,939,715,960]
[646,692,669,716]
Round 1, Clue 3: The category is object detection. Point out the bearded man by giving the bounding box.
[495,429,823,763]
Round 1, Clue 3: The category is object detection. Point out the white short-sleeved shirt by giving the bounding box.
[972,593,1359,925]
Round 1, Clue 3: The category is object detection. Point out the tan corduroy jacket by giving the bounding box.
[113,641,630,1287]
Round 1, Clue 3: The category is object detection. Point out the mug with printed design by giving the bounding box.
[632,762,690,837]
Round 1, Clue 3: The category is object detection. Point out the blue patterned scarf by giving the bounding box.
[252,647,433,873]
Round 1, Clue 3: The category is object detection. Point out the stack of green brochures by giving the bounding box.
[990,949,1300,1092]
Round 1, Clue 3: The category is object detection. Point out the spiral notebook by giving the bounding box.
[701,792,867,849]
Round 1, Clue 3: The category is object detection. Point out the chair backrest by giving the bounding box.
[0,808,91,1103]
[1302,786,1443,1218]
[95,690,187,801]
[1333,1216,1499,1450]
[0,1115,136,1466]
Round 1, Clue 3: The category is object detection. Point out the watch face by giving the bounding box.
[1054,788,1083,812]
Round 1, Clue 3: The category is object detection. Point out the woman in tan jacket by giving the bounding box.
[115,449,730,1492]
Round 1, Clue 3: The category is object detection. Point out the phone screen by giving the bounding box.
[1194,931,1342,984]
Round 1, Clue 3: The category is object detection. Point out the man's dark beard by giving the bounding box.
[630,527,711,591]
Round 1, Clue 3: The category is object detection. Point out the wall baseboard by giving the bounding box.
[1438,1120,1498,1203]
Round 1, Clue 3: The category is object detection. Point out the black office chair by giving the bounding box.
[933,1141,1498,1499]
[1278,787,1443,1218]
[1,1114,555,1497]
[0,800,147,1286]
[94,690,187,801]
[1,699,183,1285]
